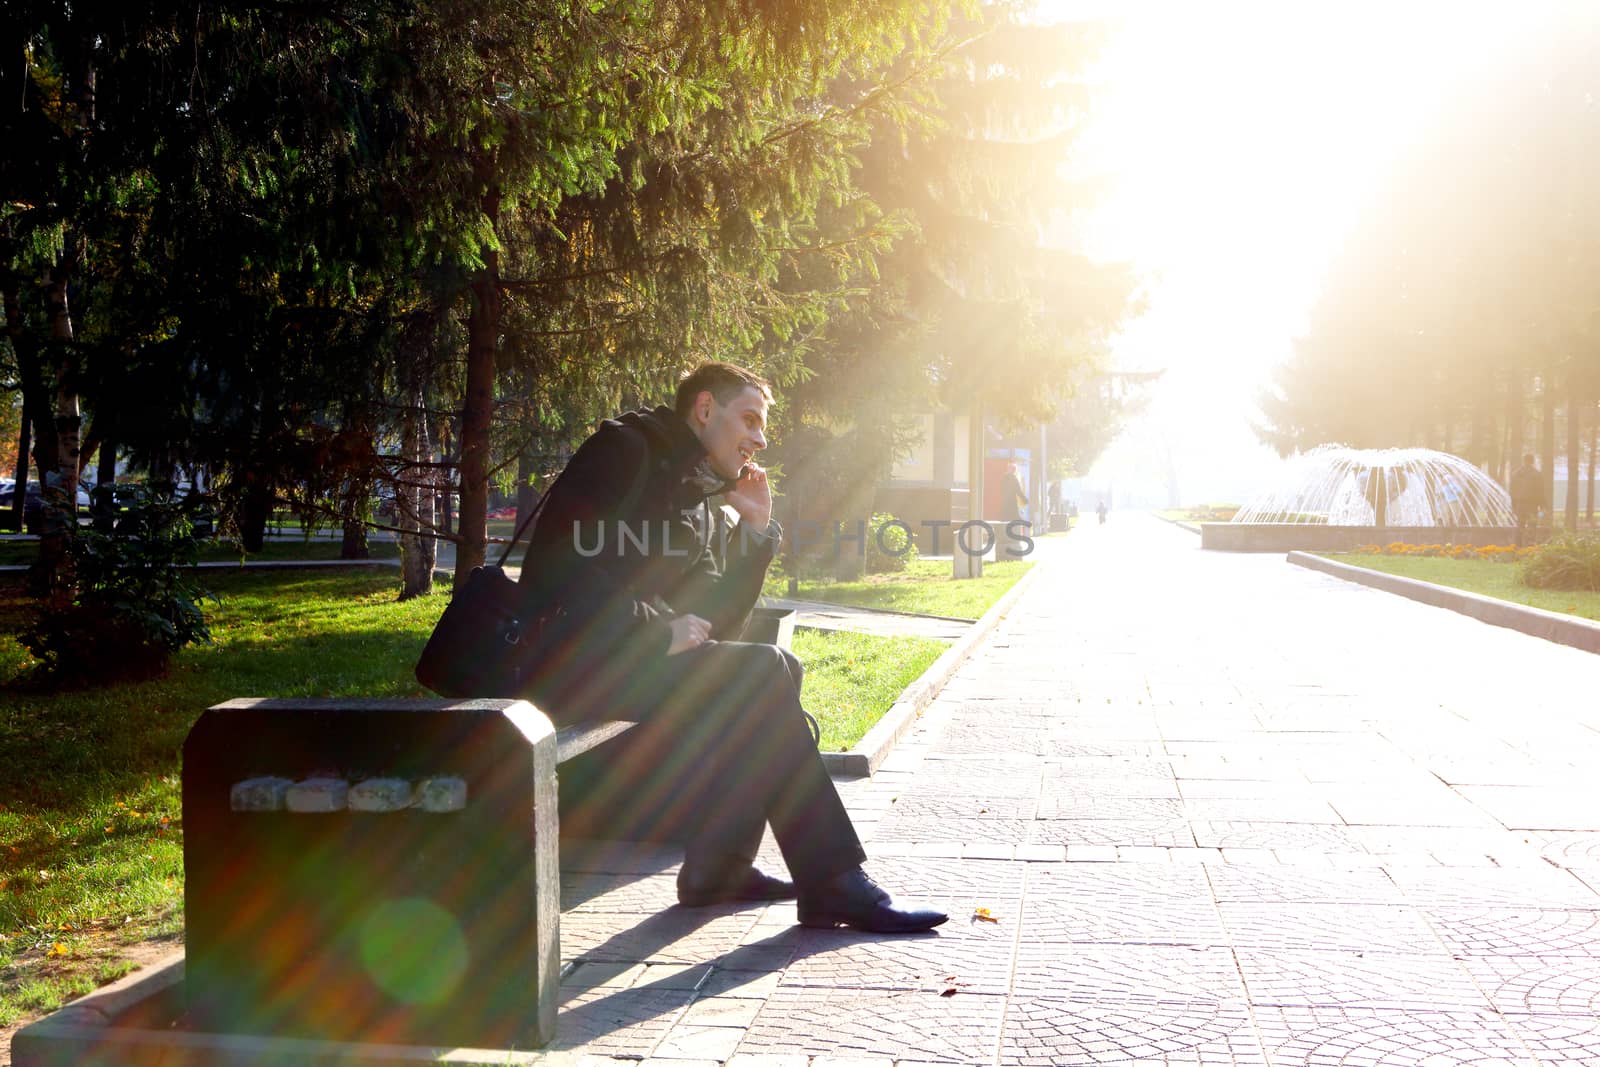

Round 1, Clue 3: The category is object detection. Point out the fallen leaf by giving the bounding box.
[940,987,957,997]
[47,943,69,958]
[972,907,999,923]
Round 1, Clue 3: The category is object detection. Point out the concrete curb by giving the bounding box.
[1154,515,1201,534]
[819,562,1044,778]
[12,950,550,1066]
[1287,550,1600,656]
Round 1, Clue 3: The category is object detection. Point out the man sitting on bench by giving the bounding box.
[518,362,945,933]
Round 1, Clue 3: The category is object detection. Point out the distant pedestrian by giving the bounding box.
[1509,453,1545,546]
[1096,500,1107,525]
[999,462,1027,523]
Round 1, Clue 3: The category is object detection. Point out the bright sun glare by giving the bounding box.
[1043,1,1585,501]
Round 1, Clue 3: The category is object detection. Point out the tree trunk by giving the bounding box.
[1501,368,1524,485]
[1540,367,1556,525]
[340,516,369,559]
[455,189,501,589]
[2,281,34,533]
[398,386,437,600]
[239,475,272,553]
[1588,419,1597,526]
[1567,368,1583,530]
[435,414,455,537]
[338,421,373,560]
[93,438,116,533]
[33,40,94,598]
[515,443,538,533]
[7,397,29,533]
[34,242,82,600]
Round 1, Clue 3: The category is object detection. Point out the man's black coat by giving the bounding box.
[517,406,778,721]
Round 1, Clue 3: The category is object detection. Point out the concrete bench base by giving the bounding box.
[13,952,550,1066]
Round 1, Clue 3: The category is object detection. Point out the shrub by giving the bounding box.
[1521,532,1600,592]
[865,512,919,574]
[22,484,216,683]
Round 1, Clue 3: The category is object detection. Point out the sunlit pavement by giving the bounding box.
[555,511,1600,1065]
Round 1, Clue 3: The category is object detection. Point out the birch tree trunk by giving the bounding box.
[398,386,437,600]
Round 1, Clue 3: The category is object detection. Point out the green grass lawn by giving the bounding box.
[1322,553,1600,622]
[792,628,945,752]
[763,558,1032,619]
[0,568,941,1025]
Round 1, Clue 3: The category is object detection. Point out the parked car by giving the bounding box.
[0,482,116,532]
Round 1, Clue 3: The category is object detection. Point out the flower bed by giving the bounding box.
[1353,542,1537,562]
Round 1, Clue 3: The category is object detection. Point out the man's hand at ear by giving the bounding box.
[725,462,772,531]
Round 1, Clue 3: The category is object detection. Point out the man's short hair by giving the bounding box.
[674,361,773,417]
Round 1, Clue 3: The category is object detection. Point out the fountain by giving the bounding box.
[1203,446,1518,552]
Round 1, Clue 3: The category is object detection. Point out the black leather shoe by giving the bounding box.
[677,863,797,907]
[796,867,948,933]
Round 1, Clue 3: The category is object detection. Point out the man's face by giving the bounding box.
[690,385,769,480]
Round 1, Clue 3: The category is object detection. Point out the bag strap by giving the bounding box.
[495,425,654,568]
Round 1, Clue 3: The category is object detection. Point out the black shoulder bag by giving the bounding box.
[414,429,652,698]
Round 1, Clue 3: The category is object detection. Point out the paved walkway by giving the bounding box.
[553,511,1600,1065]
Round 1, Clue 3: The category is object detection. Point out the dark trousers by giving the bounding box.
[543,641,865,889]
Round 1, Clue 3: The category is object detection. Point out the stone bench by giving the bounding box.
[180,696,629,1053]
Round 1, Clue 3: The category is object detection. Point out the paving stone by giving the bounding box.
[1028,819,1198,848]
[1234,950,1490,1010]
[1457,787,1600,831]
[1385,867,1600,909]
[1045,739,1163,758]
[1189,820,1369,852]
[913,757,1044,778]
[1458,955,1600,1014]
[1524,831,1600,869]
[562,911,762,964]
[874,815,1035,843]
[1216,903,1446,954]
[1035,796,1187,820]
[651,1023,746,1060]
[562,960,644,990]
[1252,1006,1536,1066]
[999,998,1265,1065]
[550,986,696,1054]
[679,995,765,1027]
[1501,1014,1600,1065]
[1175,780,1322,800]
[564,839,682,875]
[778,928,1014,992]
[884,795,1038,820]
[739,987,1004,1062]
[1180,798,1342,823]
[725,1056,807,1067]
[1019,893,1227,947]
[1203,866,1404,904]
[1042,776,1185,800]
[1326,792,1502,828]
[1048,757,1179,780]
[1028,862,1214,901]
[698,968,783,998]
[1423,908,1600,956]
[893,774,1042,800]
[1012,943,1247,1002]
[563,873,690,913]
[931,727,1052,756]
